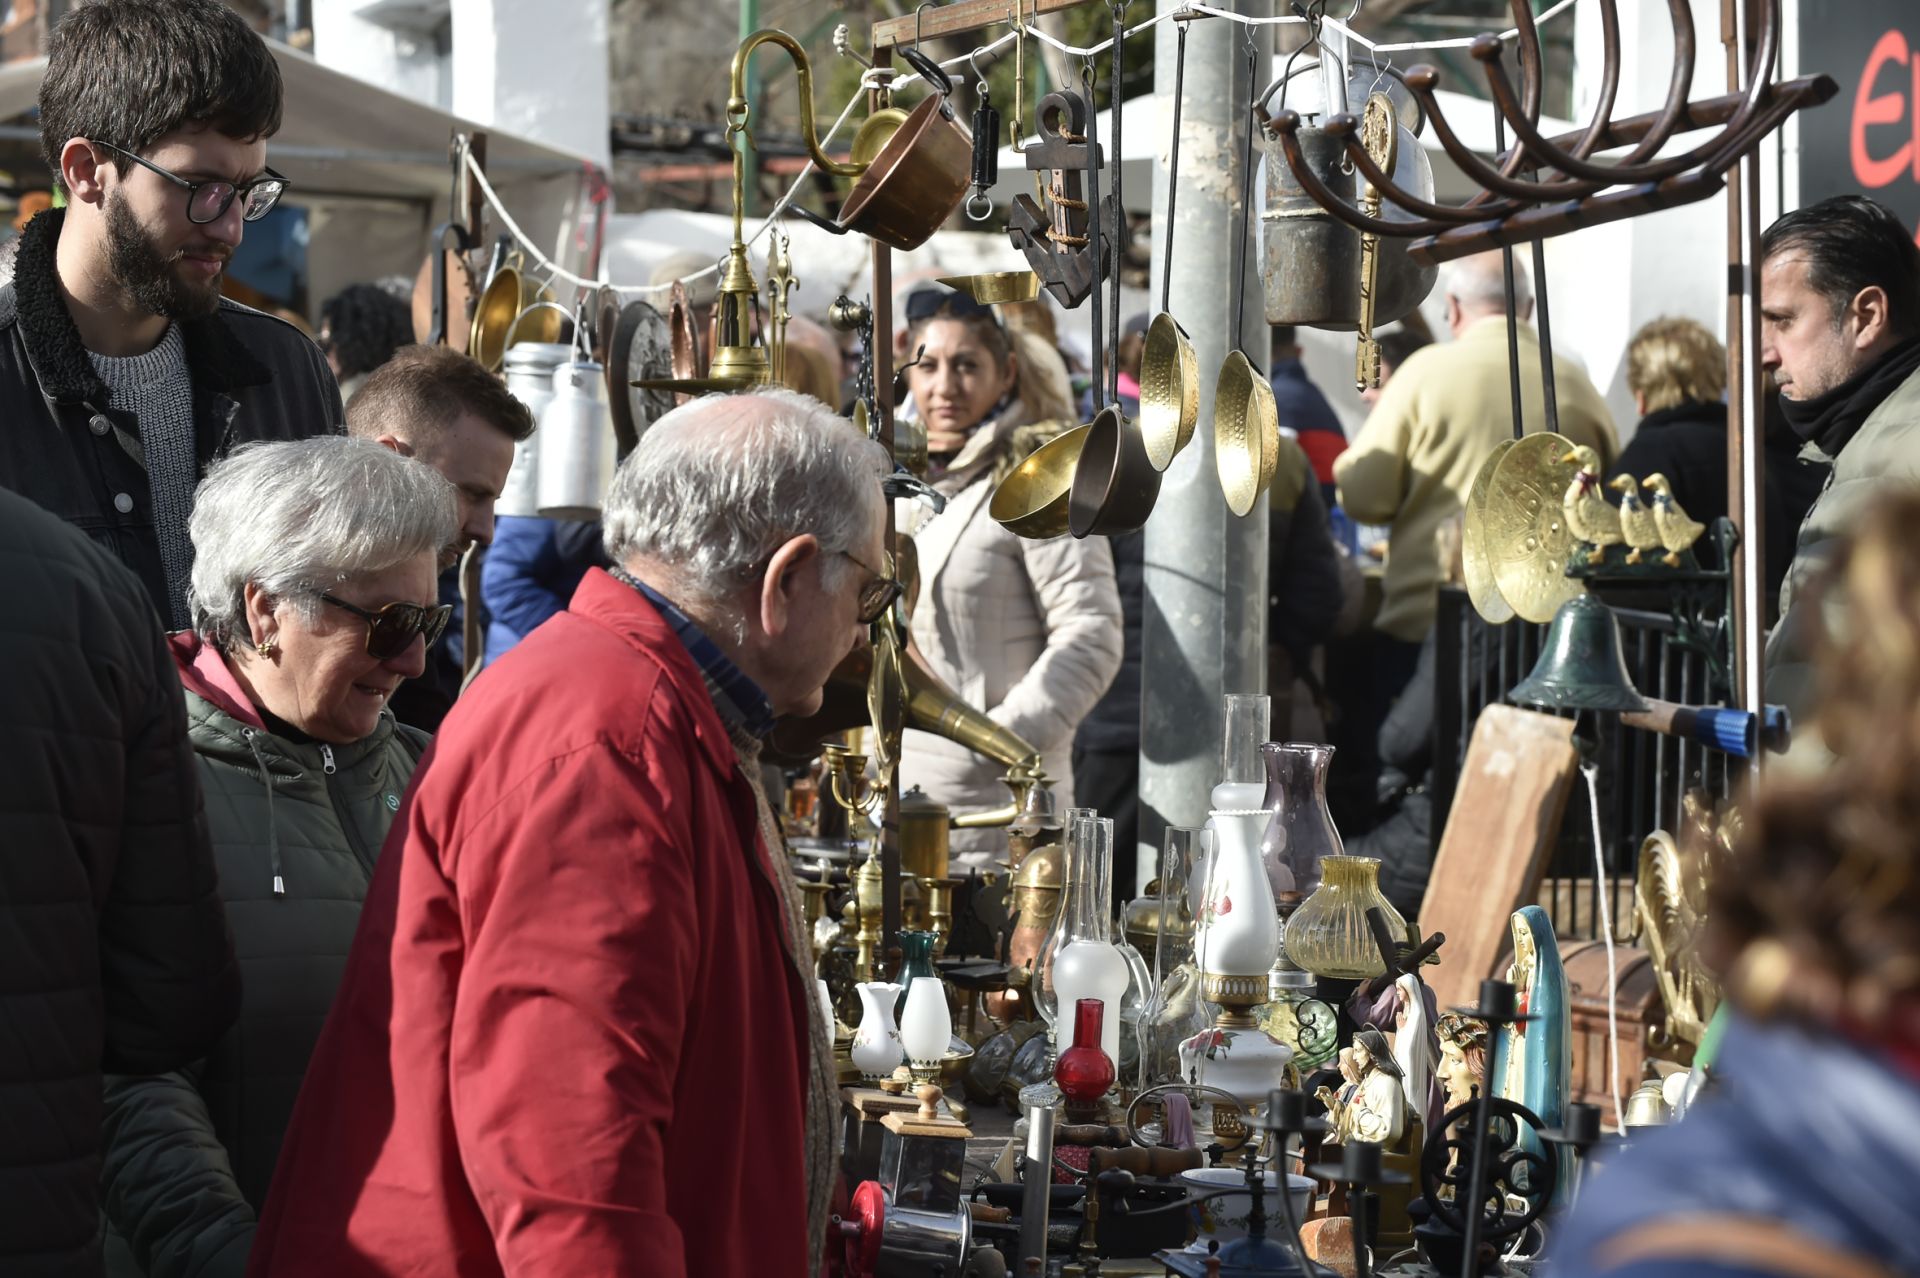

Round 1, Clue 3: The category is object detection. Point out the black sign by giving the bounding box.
[1799,1,1920,242]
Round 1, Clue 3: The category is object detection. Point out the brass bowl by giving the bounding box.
[851,107,909,167]
[1213,350,1280,517]
[470,267,559,372]
[936,271,1041,305]
[1069,405,1163,538]
[1139,312,1199,470]
[990,423,1090,539]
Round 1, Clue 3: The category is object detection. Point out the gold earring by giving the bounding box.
[256,636,276,658]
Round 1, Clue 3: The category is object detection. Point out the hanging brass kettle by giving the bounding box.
[470,247,561,372]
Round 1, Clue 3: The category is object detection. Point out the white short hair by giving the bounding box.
[188,436,458,647]
[1445,249,1532,315]
[603,388,890,613]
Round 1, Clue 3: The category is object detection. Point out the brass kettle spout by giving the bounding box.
[949,757,1049,830]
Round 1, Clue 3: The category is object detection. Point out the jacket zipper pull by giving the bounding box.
[322,744,336,775]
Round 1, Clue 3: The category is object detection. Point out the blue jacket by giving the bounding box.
[481,516,609,665]
[1551,1014,1920,1276]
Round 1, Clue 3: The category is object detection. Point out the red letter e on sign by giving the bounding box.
[1852,28,1916,188]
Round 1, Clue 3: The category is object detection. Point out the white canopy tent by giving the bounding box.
[0,40,598,318]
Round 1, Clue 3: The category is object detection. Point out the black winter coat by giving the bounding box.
[1606,399,1829,597]
[0,488,240,1277]
[0,209,343,627]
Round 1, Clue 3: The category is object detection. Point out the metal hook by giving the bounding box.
[914,1,934,48]
[968,44,992,100]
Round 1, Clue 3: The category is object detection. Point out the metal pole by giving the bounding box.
[1725,0,1766,740]
[739,0,761,218]
[1137,0,1270,889]
[1018,1104,1057,1266]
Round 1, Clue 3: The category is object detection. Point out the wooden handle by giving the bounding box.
[1088,1145,1205,1177]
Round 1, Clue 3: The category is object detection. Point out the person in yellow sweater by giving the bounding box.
[1335,252,1619,655]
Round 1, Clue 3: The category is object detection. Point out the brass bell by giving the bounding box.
[1508,595,1652,714]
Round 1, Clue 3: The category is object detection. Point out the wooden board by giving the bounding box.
[1419,706,1579,1012]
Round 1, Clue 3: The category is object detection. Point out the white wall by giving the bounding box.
[312,0,451,110]
[453,0,612,171]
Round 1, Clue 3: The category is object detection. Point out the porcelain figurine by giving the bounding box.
[1496,905,1572,1204]
[1315,1028,1405,1145]
[852,980,907,1080]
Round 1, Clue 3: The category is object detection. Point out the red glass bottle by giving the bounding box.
[1055,997,1116,1114]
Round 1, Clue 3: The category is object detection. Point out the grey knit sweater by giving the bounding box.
[89,325,195,631]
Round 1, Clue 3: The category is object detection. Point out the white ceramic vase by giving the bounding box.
[851,980,906,1080]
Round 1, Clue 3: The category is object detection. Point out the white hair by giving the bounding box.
[188,436,458,647]
[602,388,890,618]
[1445,250,1532,316]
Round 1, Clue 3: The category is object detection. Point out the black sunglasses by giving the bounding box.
[319,593,452,661]
[904,287,1002,326]
[93,141,289,225]
[842,550,904,625]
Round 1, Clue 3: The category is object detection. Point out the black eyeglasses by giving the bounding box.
[842,550,904,625]
[318,593,452,661]
[93,141,289,224]
[904,287,1003,326]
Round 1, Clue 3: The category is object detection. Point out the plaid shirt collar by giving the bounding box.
[612,567,776,739]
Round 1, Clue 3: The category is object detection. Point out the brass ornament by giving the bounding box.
[1481,432,1586,624]
[1352,92,1398,392]
[1461,441,1516,623]
[934,272,1041,305]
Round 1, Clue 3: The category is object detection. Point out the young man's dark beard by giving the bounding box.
[105,192,224,320]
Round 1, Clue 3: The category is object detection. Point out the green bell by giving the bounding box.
[1508,594,1651,714]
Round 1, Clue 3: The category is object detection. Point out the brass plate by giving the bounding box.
[1461,440,1517,624]
[1483,432,1585,624]
[935,271,1041,304]
[851,108,908,168]
[989,423,1091,539]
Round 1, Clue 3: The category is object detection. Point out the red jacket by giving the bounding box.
[247,569,817,1278]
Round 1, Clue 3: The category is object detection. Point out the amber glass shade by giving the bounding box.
[1282,855,1407,980]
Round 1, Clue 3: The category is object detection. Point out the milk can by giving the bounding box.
[499,340,571,517]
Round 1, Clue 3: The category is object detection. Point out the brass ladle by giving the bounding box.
[1213,35,1279,518]
[1138,13,1199,472]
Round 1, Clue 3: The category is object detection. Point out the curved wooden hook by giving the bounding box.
[1402,65,1611,203]
[1325,112,1502,223]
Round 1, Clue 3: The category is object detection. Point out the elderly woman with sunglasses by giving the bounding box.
[896,288,1123,867]
[98,436,455,1278]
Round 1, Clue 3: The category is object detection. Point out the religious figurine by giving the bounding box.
[1315,1028,1406,1146]
[1496,906,1572,1205]
[1435,1012,1489,1116]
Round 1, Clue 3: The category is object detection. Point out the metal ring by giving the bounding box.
[966,191,995,221]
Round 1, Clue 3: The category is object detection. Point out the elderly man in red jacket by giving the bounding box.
[246,388,895,1278]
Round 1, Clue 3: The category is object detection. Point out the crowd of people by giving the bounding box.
[6,2,1920,1277]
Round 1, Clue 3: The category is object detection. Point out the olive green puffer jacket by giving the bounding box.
[100,683,428,1278]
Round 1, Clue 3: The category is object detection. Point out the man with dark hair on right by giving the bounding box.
[0,0,341,633]
[1758,194,1920,730]
[347,343,535,730]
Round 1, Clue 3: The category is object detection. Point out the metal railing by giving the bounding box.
[1430,587,1735,942]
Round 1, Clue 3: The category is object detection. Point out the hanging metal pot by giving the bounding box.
[536,357,614,521]
[835,45,974,250]
[1255,82,1437,331]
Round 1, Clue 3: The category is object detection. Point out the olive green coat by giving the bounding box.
[100,689,427,1278]
[1764,362,1920,744]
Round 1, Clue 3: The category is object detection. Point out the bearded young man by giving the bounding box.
[0,0,341,631]
[1757,195,1920,731]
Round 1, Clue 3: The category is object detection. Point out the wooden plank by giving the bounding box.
[872,0,1099,53]
[1419,705,1579,1013]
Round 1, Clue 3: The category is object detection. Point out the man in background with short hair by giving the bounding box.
[1759,194,1920,730]
[0,0,341,630]
[347,343,534,730]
